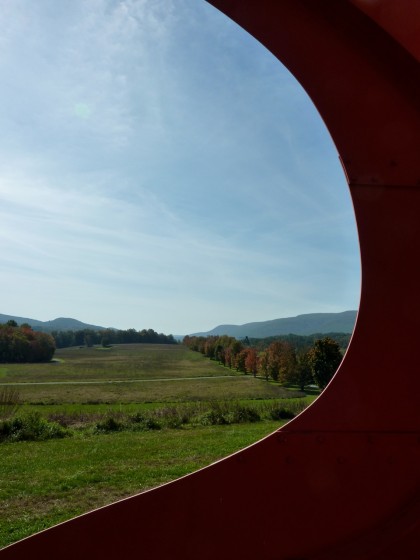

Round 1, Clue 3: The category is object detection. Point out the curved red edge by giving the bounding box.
[2,1,420,558]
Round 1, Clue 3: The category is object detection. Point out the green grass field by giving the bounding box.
[1,344,305,404]
[0,344,317,549]
[0,422,282,547]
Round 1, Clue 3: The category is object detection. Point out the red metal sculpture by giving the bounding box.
[2,1,419,558]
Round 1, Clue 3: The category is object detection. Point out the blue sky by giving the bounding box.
[0,0,360,335]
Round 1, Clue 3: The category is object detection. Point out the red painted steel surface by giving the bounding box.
[2,1,420,558]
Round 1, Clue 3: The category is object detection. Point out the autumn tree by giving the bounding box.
[224,346,233,369]
[204,337,217,359]
[259,351,269,381]
[309,337,342,389]
[230,340,244,362]
[245,347,258,377]
[291,349,314,391]
[266,341,296,382]
[0,324,55,363]
[235,348,248,373]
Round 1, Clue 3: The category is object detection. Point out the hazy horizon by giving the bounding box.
[1,309,358,336]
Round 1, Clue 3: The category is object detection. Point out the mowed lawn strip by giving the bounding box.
[11,376,304,404]
[0,421,281,549]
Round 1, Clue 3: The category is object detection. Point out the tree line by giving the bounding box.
[50,327,177,348]
[0,320,177,362]
[183,334,343,390]
[248,332,351,352]
[0,321,55,363]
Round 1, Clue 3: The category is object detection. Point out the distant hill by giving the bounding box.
[0,314,107,333]
[191,311,357,338]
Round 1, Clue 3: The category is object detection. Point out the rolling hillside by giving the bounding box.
[1,310,357,338]
[191,311,357,338]
[0,314,107,332]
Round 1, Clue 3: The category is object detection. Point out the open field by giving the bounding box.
[0,344,226,382]
[0,343,317,549]
[6,376,305,405]
[0,344,305,404]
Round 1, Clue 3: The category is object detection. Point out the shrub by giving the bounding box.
[141,418,161,431]
[196,401,262,426]
[268,407,295,421]
[199,410,228,426]
[198,401,233,426]
[95,416,123,433]
[0,412,68,442]
[153,406,192,429]
[231,404,260,423]
[130,412,146,424]
[262,398,309,421]
[128,412,162,431]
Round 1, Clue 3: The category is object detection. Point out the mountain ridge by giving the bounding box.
[190,311,357,338]
[0,314,108,332]
[1,310,358,337]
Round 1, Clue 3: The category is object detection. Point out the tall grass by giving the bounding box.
[0,387,21,419]
[50,399,310,433]
[0,398,311,442]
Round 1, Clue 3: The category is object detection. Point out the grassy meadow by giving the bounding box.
[0,343,317,549]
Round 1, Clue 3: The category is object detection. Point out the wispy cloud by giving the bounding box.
[0,0,360,333]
